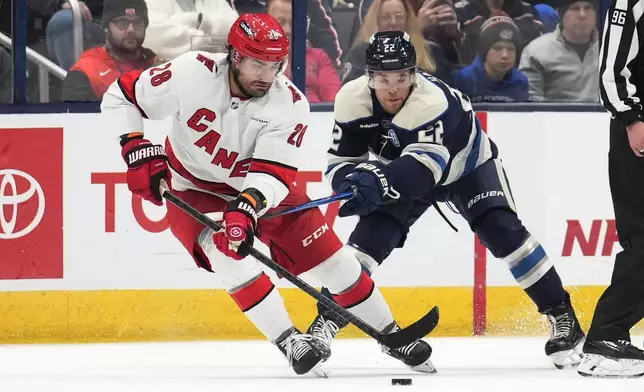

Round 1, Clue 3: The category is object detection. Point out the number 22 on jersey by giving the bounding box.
[418,120,444,144]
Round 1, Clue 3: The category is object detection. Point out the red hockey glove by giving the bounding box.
[213,189,266,260]
[120,133,171,206]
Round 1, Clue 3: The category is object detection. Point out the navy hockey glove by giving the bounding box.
[337,161,400,217]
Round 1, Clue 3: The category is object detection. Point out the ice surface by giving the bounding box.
[0,337,641,392]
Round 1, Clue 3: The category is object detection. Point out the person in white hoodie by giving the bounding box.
[143,0,239,62]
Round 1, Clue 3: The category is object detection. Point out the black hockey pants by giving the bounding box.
[587,119,644,342]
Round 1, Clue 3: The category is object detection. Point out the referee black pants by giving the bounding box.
[587,119,644,341]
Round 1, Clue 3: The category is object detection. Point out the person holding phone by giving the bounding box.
[417,0,461,63]
[453,0,543,65]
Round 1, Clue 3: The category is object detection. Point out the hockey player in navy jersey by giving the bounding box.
[305,30,586,372]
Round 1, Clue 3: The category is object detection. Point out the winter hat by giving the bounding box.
[558,0,599,18]
[102,0,149,27]
[477,15,523,58]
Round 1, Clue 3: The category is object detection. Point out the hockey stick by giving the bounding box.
[262,190,356,219]
[160,185,439,349]
[207,190,356,220]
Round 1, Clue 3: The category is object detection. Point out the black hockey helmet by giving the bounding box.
[365,31,417,73]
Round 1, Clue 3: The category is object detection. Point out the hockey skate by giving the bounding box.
[542,303,586,369]
[307,314,340,362]
[275,327,327,377]
[379,324,437,374]
[577,340,644,378]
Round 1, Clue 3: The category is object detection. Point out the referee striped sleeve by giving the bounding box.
[599,0,644,122]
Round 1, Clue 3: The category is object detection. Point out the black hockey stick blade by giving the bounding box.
[161,186,439,349]
[378,306,439,348]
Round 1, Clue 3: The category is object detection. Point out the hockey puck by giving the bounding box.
[391,378,412,386]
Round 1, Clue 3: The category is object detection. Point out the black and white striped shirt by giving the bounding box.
[599,0,644,127]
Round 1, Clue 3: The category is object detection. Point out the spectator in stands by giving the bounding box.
[518,0,599,102]
[0,46,10,103]
[231,0,344,68]
[416,0,461,64]
[343,0,453,85]
[534,3,560,33]
[348,0,461,65]
[454,0,543,65]
[45,0,106,70]
[267,0,342,102]
[62,0,157,101]
[143,0,238,63]
[453,15,528,102]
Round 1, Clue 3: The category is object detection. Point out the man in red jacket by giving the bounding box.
[63,0,157,101]
[267,0,341,103]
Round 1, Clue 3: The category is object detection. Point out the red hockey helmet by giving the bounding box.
[227,13,290,62]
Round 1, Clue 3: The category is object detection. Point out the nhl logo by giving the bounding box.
[499,29,514,40]
[381,118,391,128]
[387,129,400,147]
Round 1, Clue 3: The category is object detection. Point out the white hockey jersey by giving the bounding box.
[101,51,311,210]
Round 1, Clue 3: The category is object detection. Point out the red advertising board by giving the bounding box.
[0,128,64,279]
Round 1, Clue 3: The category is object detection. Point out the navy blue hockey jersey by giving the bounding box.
[327,72,498,196]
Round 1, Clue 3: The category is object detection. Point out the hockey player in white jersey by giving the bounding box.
[101,14,435,376]
[305,31,586,370]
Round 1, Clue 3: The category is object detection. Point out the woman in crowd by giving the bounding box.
[341,0,454,85]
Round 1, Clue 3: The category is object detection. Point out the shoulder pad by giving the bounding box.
[270,76,310,109]
[334,76,373,123]
[391,77,449,131]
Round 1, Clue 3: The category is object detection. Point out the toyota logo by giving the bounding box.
[0,169,46,239]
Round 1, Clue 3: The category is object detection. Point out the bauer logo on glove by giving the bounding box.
[337,161,400,217]
[355,162,401,200]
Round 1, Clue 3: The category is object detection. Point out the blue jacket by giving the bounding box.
[453,56,529,102]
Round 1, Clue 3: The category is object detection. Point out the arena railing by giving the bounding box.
[67,0,85,67]
[0,32,67,103]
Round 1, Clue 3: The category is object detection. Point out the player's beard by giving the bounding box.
[232,67,273,98]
